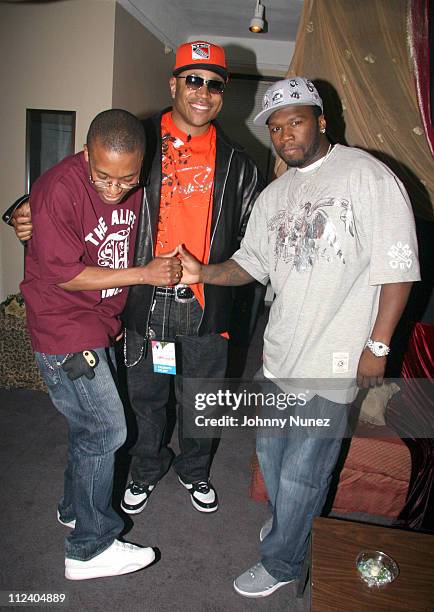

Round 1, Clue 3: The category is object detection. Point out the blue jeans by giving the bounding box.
[127,294,228,484]
[35,348,126,561]
[256,375,349,581]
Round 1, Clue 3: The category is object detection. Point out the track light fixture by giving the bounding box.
[249,0,265,33]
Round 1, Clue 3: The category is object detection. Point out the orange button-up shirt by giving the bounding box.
[155,112,216,308]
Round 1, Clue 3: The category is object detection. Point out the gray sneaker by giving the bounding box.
[259,517,273,542]
[233,562,293,598]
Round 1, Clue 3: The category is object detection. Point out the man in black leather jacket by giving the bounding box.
[121,41,263,515]
[5,40,264,517]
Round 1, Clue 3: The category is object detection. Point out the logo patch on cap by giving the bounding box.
[272,89,284,104]
[192,43,211,60]
[253,77,324,126]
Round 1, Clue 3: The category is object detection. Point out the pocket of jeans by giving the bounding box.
[34,352,63,387]
[185,299,203,336]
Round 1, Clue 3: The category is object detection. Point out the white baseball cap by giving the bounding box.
[254,77,323,125]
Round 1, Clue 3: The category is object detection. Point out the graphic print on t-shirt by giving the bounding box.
[98,228,130,297]
[84,208,137,298]
[268,197,355,272]
[161,131,213,201]
[155,112,216,308]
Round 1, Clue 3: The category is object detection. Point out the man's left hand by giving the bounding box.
[356,348,387,388]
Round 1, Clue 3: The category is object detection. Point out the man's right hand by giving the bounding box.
[177,244,202,284]
[144,249,182,286]
[12,201,32,241]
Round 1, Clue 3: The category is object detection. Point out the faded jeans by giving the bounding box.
[35,348,126,561]
[256,374,350,581]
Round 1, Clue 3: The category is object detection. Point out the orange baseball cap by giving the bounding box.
[173,40,228,80]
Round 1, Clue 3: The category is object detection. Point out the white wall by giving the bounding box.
[112,3,173,117]
[196,35,294,77]
[0,0,116,300]
[0,0,295,300]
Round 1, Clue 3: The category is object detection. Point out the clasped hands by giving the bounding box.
[10,201,201,289]
[151,244,202,287]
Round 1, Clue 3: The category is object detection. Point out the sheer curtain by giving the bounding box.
[276,0,433,222]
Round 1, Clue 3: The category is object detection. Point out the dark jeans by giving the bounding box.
[127,294,228,484]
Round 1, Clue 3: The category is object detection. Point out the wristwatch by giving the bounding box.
[365,338,390,357]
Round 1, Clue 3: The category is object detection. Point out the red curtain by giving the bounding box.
[387,322,434,531]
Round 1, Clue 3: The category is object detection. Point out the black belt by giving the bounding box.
[155,285,196,303]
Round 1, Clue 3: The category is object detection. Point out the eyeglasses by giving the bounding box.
[89,176,141,192]
[88,160,141,193]
[177,74,226,95]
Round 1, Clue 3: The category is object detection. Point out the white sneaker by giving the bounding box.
[65,539,155,580]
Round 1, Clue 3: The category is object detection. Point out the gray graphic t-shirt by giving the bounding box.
[232,144,420,403]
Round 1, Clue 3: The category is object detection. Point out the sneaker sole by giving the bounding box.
[120,499,148,515]
[65,550,156,580]
[233,578,292,598]
[190,496,218,513]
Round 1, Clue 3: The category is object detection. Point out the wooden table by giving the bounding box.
[310,517,434,611]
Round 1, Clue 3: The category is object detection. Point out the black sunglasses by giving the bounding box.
[177,74,226,95]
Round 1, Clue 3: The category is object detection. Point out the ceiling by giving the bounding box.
[118,0,304,75]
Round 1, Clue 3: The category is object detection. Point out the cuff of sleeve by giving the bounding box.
[368,272,421,286]
[45,262,87,286]
[230,254,269,286]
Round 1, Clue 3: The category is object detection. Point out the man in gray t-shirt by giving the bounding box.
[180,77,420,598]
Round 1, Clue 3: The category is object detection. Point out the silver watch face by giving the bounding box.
[371,341,389,356]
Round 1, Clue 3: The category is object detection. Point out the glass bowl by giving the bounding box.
[356,550,399,587]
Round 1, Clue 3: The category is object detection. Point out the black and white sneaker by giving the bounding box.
[121,481,156,515]
[178,476,218,513]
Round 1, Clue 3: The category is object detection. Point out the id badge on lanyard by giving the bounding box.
[151,340,176,374]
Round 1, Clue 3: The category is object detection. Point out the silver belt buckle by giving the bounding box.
[174,284,195,304]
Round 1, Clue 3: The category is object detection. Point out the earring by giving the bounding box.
[320,128,326,133]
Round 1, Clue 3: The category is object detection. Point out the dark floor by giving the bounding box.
[0,309,311,612]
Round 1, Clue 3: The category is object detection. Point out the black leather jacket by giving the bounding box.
[123,109,264,366]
